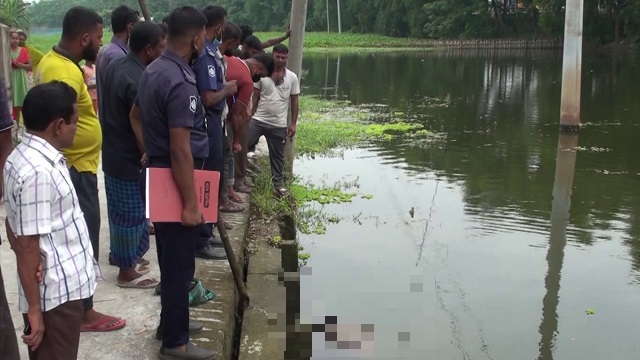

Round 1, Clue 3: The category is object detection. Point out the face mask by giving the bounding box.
[212,38,221,50]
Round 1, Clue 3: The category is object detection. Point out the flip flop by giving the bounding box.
[137,258,150,267]
[229,193,245,203]
[136,263,150,275]
[80,316,126,333]
[117,274,159,289]
[220,202,244,213]
[234,184,252,194]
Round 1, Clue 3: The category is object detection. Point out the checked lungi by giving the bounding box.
[104,174,149,269]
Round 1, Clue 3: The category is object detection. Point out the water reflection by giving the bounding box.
[537,134,579,360]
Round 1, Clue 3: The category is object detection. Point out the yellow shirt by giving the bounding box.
[35,50,102,174]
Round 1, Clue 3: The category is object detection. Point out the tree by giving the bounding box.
[0,0,29,28]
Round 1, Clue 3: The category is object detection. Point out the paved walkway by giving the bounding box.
[0,165,249,360]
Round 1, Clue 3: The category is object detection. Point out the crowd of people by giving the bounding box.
[0,3,299,360]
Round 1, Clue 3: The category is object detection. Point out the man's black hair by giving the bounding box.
[252,53,275,77]
[158,23,168,35]
[17,30,27,39]
[62,6,103,40]
[23,82,77,132]
[243,35,262,50]
[129,22,164,53]
[167,6,206,39]
[111,5,139,33]
[222,22,242,42]
[162,15,170,24]
[273,44,289,54]
[202,5,227,28]
[239,24,253,43]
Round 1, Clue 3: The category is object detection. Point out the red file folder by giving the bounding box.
[145,167,220,223]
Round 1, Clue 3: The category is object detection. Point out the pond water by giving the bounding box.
[295,49,640,359]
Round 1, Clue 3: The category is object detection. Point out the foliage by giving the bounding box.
[296,95,428,156]
[25,31,427,55]
[0,0,29,28]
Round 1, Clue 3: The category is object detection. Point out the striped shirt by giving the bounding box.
[3,133,97,313]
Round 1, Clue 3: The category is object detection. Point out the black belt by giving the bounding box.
[148,156,206,170]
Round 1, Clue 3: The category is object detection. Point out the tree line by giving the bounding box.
[1,0,638,45]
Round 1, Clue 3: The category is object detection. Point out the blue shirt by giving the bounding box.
[137,50,209,160]
[193,41,225,115]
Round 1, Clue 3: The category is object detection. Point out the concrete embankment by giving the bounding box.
[0,166,254,360]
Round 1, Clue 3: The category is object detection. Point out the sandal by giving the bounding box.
[220,202,244,213]
[137,263,150,275]
[234,184,252,194]
[137,258,150,267]
[117,274,159,289]
[229,193,245,203]
[80,316,126,332]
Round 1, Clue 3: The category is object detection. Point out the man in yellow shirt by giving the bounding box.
[35,6,125,333]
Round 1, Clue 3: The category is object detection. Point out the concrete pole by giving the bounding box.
[536,134,578,360]
[284,0,308,177]
[137,0,152,21]
[326,0,330,32]
[559,0,584,131]
[336,0,342,34]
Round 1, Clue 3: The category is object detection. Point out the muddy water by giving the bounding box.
[296,50,640,359]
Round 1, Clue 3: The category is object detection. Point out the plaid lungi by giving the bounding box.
[104,174,149,269]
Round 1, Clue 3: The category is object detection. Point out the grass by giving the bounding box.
[26,31,431,54]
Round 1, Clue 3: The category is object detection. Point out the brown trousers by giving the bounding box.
[23,300,83,360]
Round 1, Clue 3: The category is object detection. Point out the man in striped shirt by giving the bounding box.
[3,81,97,359]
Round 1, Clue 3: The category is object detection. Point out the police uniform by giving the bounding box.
[136,49,208,349]
[192,41,225,251]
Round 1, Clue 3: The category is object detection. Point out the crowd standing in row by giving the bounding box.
[0,3,299,360]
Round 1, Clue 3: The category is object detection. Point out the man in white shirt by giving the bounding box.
[249,44,300,196]
[4,81,97,359]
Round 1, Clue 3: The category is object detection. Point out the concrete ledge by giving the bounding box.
[239,238,286,360]
[1,169,250,360]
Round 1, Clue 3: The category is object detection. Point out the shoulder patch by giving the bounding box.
[208,65,216,78]
[189,96,197,113]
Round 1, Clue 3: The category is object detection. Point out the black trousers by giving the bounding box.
[139,167,197,348]
[0,264,20,360]
[154,222,197,348]
[68,167,99,311]
[196,115,225,250]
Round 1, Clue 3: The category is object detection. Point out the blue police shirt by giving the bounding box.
[137,50,209,160]
[193,41,225,115]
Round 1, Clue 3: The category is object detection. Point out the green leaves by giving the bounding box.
[0,0,30,28]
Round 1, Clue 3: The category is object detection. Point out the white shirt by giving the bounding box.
[253,68,300,128]
[215,48,229,124]
[4,133,97,313]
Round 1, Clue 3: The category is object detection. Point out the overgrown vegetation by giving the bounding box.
[24,31,428,55]
[296,95,434,156]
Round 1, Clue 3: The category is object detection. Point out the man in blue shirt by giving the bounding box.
[191,5,237,260]
[136,6,216,359]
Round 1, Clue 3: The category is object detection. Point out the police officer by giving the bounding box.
[136,6,217,360]
[192,5,237,260]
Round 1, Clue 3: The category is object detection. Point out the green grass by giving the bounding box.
[27,31,430,54]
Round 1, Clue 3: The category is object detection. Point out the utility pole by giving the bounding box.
[137,0,151,21]
[284,0,308,176]
[559,0,583,131]
[336,0,342,34]
[326,0,330,32]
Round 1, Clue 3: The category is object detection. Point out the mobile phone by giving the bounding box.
[23,321,31,336]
